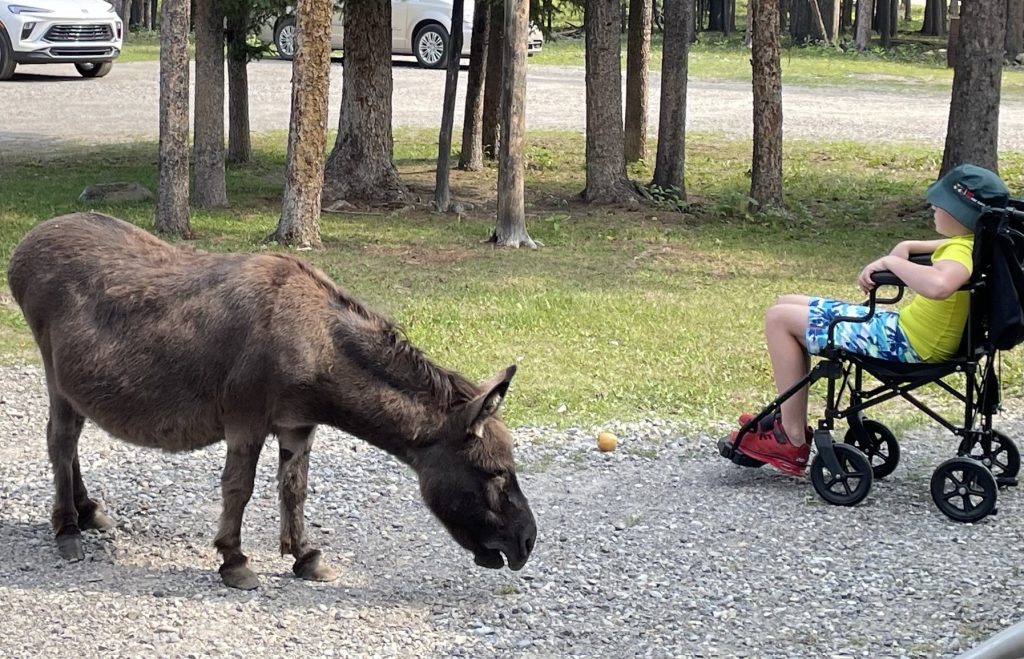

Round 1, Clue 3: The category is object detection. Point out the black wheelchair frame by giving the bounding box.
[718,200,1024,523]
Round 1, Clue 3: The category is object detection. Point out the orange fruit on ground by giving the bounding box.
[597,431,618,452]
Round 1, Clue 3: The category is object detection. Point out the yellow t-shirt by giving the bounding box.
[898,235,975,362]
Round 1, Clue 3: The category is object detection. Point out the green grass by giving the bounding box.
[2,129,1022,431]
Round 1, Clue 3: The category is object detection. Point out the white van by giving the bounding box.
[260,0,543,69]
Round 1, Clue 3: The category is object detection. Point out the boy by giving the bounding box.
[732,164,1010,476]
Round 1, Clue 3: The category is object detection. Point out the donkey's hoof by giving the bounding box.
[293,550,337,582]
[82,510,115,532]
[220,562,260,590]
[56,532,85,561]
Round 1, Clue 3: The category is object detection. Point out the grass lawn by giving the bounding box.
[2,130,1022,433]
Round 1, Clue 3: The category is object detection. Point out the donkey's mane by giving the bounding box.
[276,254,480,408]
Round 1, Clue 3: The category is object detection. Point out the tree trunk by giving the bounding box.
[941,0,1005,175]
[808,0,829,42]
[434,0,466,213]
[902,0,910,21]
[749,0,783,211]
[155,0,192,237]
[877,0,891,48]
[226,14,251,164]
[193,0,228,208]
[493,0,537,248]
[921,0,946,36]
[789,0,812,43]
[482,0,504,159]
[323,0,408,206]
[458,0,490,171]
[840,0,854,32]
[150,0,157,30]
[855,0,873,49]
[624,0,653,163]
[583,0,640,203]
[270,0,333,247]
[708,0,726,31]
[1007,0,1024,59]
[651,0,692,196]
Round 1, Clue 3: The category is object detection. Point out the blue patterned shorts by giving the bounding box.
[805,297,922,362]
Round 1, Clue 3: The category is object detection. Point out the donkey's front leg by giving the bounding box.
[278,426,336,582]
[214,430,264,590]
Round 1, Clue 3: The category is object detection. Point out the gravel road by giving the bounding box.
[3,364,1024,658]
[4,59,1024,154]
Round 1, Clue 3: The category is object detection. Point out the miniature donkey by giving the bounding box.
[6,213,536,589]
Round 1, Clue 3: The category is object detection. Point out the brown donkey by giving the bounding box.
[6,213,536,589]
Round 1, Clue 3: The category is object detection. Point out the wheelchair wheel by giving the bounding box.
[844,420,900,480]
[957,431,1020,486]
[930,457,998,523]
[810,444,874,507]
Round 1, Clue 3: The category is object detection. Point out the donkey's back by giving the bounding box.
[7,212,322,451]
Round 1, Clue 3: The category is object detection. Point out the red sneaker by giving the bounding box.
[732,412,812,442]
[735,419,811,476]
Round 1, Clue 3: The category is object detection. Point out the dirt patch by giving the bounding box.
[361,244,473,266]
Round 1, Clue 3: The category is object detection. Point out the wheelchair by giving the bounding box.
[718,198,1024,523]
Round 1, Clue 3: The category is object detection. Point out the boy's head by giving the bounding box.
[926,164,1010,231]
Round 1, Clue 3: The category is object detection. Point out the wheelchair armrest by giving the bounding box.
[867,252,934,293]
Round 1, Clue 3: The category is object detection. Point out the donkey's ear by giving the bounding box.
[463,365,517,437]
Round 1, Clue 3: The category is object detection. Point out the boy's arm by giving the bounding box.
[888,239,947,259]
[859,256,971,299]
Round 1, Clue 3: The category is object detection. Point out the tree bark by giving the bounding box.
[1007,0,1024,59]
[155,0,192,237]
[226,13,252,164]
[651,0,692,195]
[624,0,653,163]
[855,0,873,49]
[583,0,640,203]
[323,0,408,206]
[493,0,537,248]
[749,0,783,211]
[270,0,333,247]
[482,0,504,160]
[458,0,490,171]
[921,0,946,36]
[193,0,229,208]
[434,0,466,212]
[941,0,1005,175]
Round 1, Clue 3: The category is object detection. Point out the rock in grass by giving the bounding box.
[78,182,153,203]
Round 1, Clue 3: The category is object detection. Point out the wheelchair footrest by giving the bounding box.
[997,477,1018,488]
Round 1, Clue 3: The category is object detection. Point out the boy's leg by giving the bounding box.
[764,299,812,447]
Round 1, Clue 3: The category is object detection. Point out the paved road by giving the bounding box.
[3,58,1024,154]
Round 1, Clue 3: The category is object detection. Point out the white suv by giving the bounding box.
[260,0,542,69]
[0,0,123,80]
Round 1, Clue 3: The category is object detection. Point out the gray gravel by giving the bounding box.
[3,364,1024,657]
[5,60,1024,154]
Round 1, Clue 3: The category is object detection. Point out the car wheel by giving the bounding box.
[275,17,297,61]
[75,62,113,78]
[414,24,448,69]
[0,27,17,81]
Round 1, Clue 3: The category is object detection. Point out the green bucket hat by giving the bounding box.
[926,164,1010,231]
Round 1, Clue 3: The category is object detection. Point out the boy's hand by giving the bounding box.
[858,257,890,293]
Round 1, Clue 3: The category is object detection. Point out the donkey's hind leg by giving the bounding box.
[46,392,95,560]
[278,426,336,582]
[214,429,265,590]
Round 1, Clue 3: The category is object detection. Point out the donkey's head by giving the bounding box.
[417,365,536,571]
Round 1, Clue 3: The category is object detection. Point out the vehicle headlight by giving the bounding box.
[7,4,54,13]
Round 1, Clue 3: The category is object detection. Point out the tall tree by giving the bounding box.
[459,0,491,171]
[193,0,229,208]
[156,0,192,237]
[434,0,466,212]
[269,0,333,247]
[920,0,946,36]
[651,0,693,196]
[493,0,537,247]
[323,0,408,206]
[624,0,653,163]
[482,0,505,159]
[1007,0,1024,59]
[749,0,783,211]
[855,0,874,49]
[941,0,1006,175]
[226,12,253,164]
[583,0,640,203]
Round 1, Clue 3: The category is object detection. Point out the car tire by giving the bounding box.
[0,27,17,81]
[75,62,113,78]
[413,24,448,69]
[274,17,297,61]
